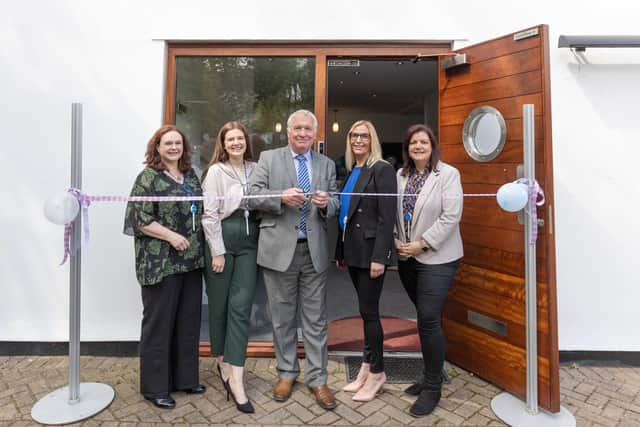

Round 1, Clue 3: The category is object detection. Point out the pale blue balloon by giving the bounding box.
[496,182,528,212]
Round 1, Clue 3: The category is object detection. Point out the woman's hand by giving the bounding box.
[168,232,190,251]
[397,241,423,258]
[212,255,225,273]
[395,238,404,250]
[370,262,385,279]
[335,259,347,270]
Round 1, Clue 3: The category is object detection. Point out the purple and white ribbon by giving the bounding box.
[516,178,546,245]
[60,189,91,265]
[58,184,540,264]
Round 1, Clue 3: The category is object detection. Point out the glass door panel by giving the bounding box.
[175,56,315,177]
[174,55,315,340]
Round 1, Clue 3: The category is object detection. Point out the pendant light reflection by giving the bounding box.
[331,109,339,133]
[274,122,282,133]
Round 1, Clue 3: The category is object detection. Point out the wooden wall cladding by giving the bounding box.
[438,25,559,412]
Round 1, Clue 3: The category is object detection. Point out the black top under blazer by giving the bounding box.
[335,160,398,269]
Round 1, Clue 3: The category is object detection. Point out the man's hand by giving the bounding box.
[335,259,347,270]
[311,191,329,209]
[281,187,307,207]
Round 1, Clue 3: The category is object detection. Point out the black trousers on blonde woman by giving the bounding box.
[139,269,203,398]
[347,266,386,373]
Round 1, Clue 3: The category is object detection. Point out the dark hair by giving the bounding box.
[400,124,440,177]
[201,121,253,181]
[144,125,192,173]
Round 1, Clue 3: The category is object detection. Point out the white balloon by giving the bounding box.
[43,191,80,225]
[496,182,529,212]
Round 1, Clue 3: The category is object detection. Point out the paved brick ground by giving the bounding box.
[1,355,639,426]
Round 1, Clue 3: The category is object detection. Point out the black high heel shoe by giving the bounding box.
[226,379,255,413]
[217,364,231,394]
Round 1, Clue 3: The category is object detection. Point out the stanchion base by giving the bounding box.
[491,392,575,427]
[31,382,115,425]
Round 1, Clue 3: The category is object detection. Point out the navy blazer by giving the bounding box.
[335,160,398,268]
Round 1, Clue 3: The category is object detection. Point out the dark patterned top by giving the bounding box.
[402,169,430,238]
[123,167,204,286]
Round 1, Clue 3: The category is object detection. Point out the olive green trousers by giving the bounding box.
[204,210,258,366]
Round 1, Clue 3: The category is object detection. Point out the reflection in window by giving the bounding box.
[175,57,315,176]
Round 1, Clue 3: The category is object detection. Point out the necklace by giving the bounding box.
[164,169,184,184]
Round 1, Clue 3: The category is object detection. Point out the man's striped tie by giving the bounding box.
[296,154,311,235]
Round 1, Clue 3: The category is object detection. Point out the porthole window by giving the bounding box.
[462,106,507,162]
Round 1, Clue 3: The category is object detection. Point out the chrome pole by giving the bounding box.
[32,103,114,424]
[523,104,538,414]
[69,102,82,403]
[491,104,575,426]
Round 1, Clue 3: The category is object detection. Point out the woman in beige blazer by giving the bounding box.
[202,121,257,413]
[395,124,463,418]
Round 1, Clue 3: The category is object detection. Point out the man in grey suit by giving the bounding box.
[249,110,339,410]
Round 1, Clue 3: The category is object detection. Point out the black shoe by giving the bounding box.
[409,389,441,417]
[226,379,255,413]
[404,380,425,396]
[217,364,231,393]
[145,395,176,409]
[179,384,206,394]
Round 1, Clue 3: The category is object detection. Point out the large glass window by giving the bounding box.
[175,56,315,176]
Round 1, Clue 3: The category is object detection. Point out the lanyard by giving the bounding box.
[182,181,197,232]
[229,161,251,236]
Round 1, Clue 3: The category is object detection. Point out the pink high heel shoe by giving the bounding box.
[342,363,370,392]
[352,372,386,402]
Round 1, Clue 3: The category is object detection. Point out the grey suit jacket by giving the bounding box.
[395,161,464,265]
[249,146,339,273]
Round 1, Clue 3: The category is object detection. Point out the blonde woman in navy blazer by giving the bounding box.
[335,120,397,402]
[395,124,463,417]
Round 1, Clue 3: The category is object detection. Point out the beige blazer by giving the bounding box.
[395,161,463,264]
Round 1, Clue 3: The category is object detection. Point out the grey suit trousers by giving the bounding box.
[262,240,328,388]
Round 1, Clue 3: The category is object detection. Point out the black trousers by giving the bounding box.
[398,258,460,391]
[348,266,386,373]
[139,269,203,398]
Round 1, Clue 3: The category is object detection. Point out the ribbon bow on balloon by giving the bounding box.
[43,188,91,265]
[496,179,545,245]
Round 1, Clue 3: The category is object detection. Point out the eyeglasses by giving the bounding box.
[349,132,370,141]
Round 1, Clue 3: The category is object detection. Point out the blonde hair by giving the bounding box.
[345,120,384,172]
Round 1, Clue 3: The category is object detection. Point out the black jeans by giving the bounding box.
[398,258,460,391]
[140,269,203,398]
[348,266,386,373]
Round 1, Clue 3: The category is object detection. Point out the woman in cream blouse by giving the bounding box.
[202,121,257,413]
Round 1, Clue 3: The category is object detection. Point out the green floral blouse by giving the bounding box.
[123,167,204,286]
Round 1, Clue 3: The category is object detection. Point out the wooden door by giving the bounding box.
[438,25,559,412]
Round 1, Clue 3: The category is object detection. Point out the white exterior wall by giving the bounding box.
[2,0,639,349]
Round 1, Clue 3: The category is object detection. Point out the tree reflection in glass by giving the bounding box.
[176,57,315,175]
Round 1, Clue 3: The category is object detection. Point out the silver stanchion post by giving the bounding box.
[32,103,115,425]
[490,104,575,426]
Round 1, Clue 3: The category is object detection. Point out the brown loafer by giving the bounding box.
[308,384,337,410]
[273,378,295,402]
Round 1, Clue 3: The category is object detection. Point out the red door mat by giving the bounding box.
[328,316,420,352]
